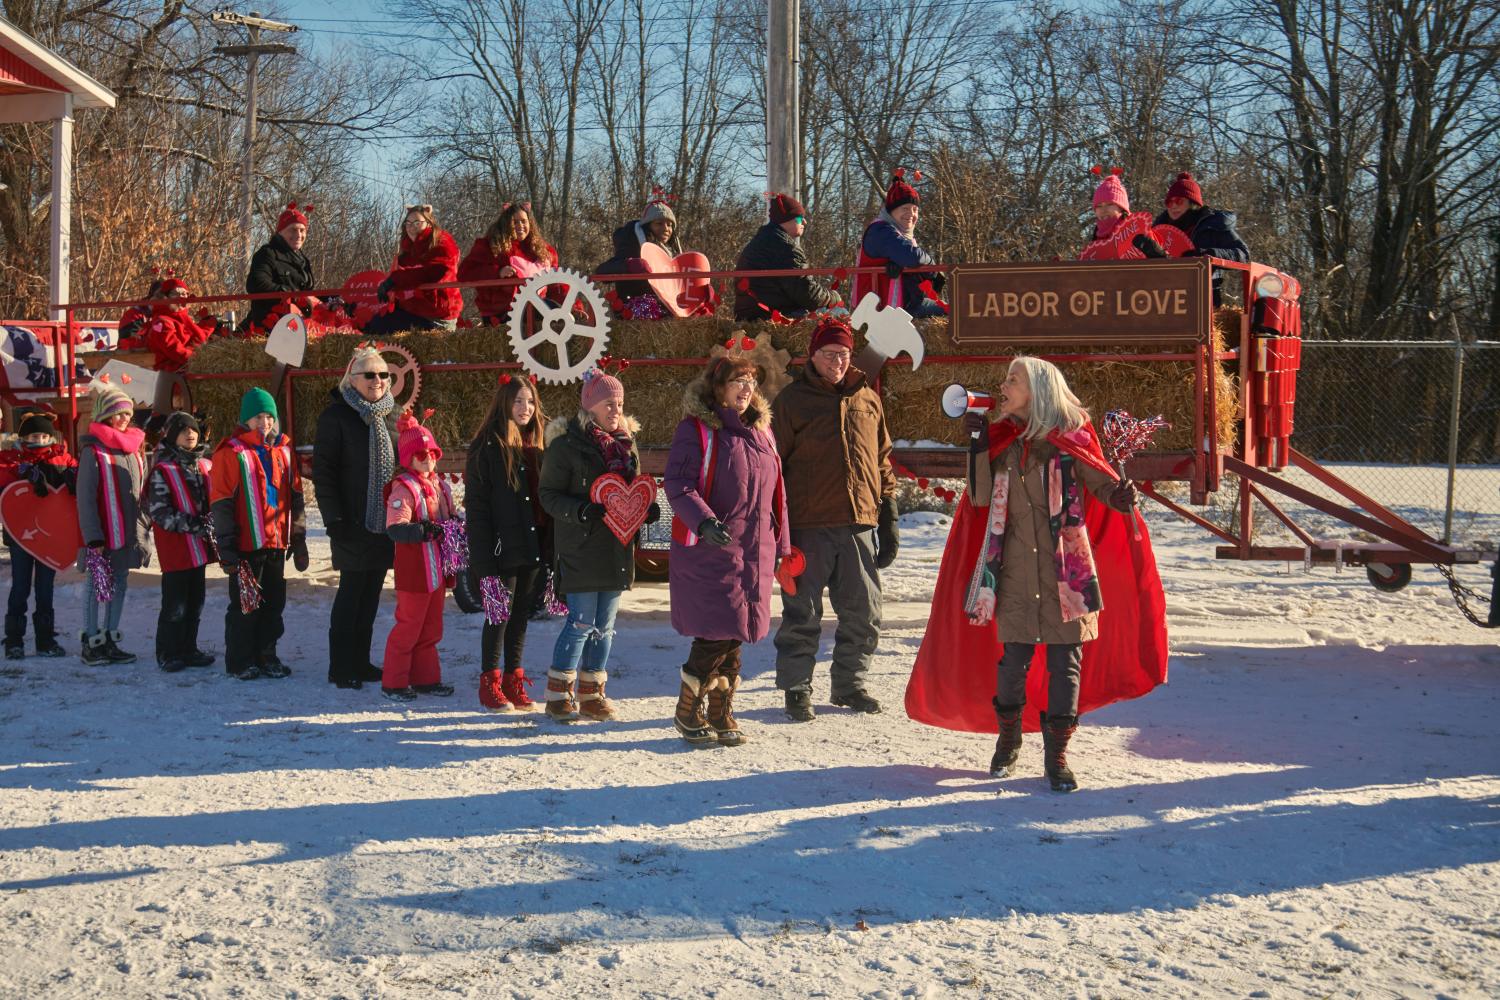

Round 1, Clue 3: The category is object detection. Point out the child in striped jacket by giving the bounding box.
[146,411,216,672]
[380,411,460,702]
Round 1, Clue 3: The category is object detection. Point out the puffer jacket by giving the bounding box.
[465,436,548,578]
[733,223,840,320]
[246,232,317,330]
[386,228,463,321]
[538,414,641,595]
[770,362,896,530]
[76,423,153,571]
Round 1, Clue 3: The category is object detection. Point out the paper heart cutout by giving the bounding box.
[0,480,84,572]
[638,244,714,318]
[775,545,807,596]
[589,472,658,545]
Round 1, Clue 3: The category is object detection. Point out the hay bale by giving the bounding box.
[185,310,1240,452]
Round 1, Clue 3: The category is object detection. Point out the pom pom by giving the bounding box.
[893,168,905,179]
[438,519,468,576]
[86,548,114,605]
[1177,172,1194,181]
[740,337,756,350]
[1111,166,1124,176]
[236,560,263,613]
[422,407,435,421]
[481,575,512,625]
[499,374,512,386]
[913,170,923,181]
[396,410,418,433]
[540,573,568,616]
[1090,165,1102,176]
[286,201,297,209]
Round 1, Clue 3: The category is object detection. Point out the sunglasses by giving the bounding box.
[358,371,392,382]
[410,450,437,462]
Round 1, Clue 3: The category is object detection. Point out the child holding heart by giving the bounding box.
[1,409,78,659]
[538,368,660,722]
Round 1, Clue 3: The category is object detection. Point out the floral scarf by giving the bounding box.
[965,435,1103,625]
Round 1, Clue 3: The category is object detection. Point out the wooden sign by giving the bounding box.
[949,259,1211,344]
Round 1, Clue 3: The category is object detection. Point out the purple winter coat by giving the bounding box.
[664,382,791,642]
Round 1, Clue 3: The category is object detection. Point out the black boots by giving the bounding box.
[33,611,62,657]
[4,613,23,659]
[1040,711,1079,793]
[784,689,815,722]
[989,699,1024,777]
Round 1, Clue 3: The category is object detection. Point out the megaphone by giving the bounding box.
[942,383,994,438]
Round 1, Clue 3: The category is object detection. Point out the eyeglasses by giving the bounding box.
[358,371,392,382]
[728,376,758,388]
[817,350,852,363]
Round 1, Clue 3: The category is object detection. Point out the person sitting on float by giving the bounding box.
[459,200,560,327]
[594,190,683,310]
[1078,168,1158,261]
[244,202,320,335]
[854,170,946,319]
[142,276,225,372]
[734,193,843,322]
[1151,172,1250,302]
[117,277,165,351]
[366,204,464,335]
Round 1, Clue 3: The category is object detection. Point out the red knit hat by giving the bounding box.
[1165,172,1204,207]
[580,369,625,411]
[884,169,921,212]
[809,316,854,354]
[769,193,806,225]
[158,276,188,295]
[276,202,311,232]
[396,410,442,468]
[1091,167,1130,213]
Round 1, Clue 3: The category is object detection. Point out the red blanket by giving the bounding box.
[904,419,1168,733]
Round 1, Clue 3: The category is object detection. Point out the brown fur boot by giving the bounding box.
[989,699,1024,777]
[705,655,746,747]
[544,669,580,722]
[674,670,717,746]
[576,670,617,721]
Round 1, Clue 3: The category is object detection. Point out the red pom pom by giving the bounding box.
[1090,165,1102,176]
[917,477,929,489]
[741,337,755,350]
[893,168,905,179]
[1177,172,1194,181]
[422,407,435,420]
[1111,166,1124,176]
[303,204,314,214]
[499,374,512,386]
[913,170,923,181]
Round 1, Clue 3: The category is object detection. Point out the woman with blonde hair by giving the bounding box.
[366,204,463,335]
[313,344,399,689]
[905,356,1169,792]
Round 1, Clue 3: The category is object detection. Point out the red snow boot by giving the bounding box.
[502,668,537,710]
[479,669,512,712]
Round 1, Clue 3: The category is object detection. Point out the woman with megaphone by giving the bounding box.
[905,358,1168,792]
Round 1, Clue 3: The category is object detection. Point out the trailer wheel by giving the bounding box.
[452,568,483,614]
[1367,562,1412,593]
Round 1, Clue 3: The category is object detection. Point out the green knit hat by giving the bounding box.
[239,387,279,425]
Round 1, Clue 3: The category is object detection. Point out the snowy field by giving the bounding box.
[1,493,1497,998]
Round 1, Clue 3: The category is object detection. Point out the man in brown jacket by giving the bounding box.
[771,316,899,721]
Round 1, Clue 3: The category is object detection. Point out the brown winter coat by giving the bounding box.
[967,437,1117,645]
[771,363,896,529]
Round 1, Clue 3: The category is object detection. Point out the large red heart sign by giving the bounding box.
[589,473,658,546]
[0,480,83,572]
[637,243,715,317]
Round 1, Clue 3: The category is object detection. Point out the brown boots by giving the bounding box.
[546,669,616,722]
[1040,711,1079,792]
[544,669,580,722]
[705,670,745,746]
[675,642,747,747]
[989,699,1023,777]
[674,671,717,746]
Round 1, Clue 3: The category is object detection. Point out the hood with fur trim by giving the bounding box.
[545,412,642,446]
[680,375,771,432]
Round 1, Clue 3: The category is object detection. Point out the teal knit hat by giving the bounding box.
[239,387,279,425]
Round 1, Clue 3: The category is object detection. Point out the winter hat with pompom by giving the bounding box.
[276,202,309,232]
[91,383,134,423]
[396,410,442,468]
[808,316,855,354]
[1092,168,1130,213]
[769,193,806,225]
[884,170,920,212]
[1166,172,1204,207]
[580,369,625,412]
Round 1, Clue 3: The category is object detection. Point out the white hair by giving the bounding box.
[339,345,388,392]
[1010,356,1089,439]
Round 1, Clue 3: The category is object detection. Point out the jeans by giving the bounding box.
[7,545,54,620]
[551,590,621,674]
[83,562,130,634]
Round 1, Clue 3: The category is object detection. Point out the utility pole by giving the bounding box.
[766,0,800,199]
[213,10,298,273]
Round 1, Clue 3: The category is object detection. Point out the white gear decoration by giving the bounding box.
[505,268,612,384]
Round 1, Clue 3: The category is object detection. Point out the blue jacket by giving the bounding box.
[860,213,942,313]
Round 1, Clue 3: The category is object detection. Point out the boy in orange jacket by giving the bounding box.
[209,388,309,680]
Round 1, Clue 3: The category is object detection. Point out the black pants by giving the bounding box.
[157,566,206,664]
[225,550,287,674]
[328,568,388,682]
[997,642,1083,718]
[363,307,449,335]
[684,638,742,681]
[480,565,544,673]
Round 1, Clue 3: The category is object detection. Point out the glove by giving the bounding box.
[875,496,900,570]
[1132,234,1167,259]
[928,272,947,294]
[86,539,105,550]
[644,504,661,525]
[697,518,731,547]
[577,501,607,523]
[1109,479,1139,513]
[291,534,310,572]
[376,276,395,301]
[883,261,904,280]
[962,412,989,442]
[421,521,444,540]
[220,549,241,573]
[21,464,48,496]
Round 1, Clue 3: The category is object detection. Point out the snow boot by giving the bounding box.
[479,669,512,711]
[989,699,1024,778]
[102,630,137,664]
[576,670,616,721]
[183,647,215,668]
[257,654,291,679]
[784,688,815,722]
[382,686,417,703]
[4,613,25,659]
[1040,711,1079,793]
[79,631,110,666]
[673,671,717,746]
[705,673,746,747]
[34,611,63,658]
[502,668,536,710]
[832,689,882,714]
[544,669,580,722]
[413,683,455,697]
[160,658,188,673]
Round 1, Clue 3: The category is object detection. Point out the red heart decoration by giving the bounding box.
[775,545,807,596]
[0,481,84,572]
[589,473,659,545]
[917,477,929,489]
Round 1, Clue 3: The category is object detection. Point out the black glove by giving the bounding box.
[21,464,48,496]
[875,496,900,570]
[376,276,395,301]
[325,520,353,542]
[1109,479,1139,513]
[884,261,904,280]
[421,520,444,540]
[1132,234,1167,259]
[644,504,661,525]
[962,412,989,443]
[290,534,310,572]
[578,501,607,523]
[220,550,241,573]
[86,539,106,551]
[698,518,731,547]
[928,272,947,294]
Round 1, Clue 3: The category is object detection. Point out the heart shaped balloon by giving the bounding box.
[0,480,83,572]
[589,473,658,545]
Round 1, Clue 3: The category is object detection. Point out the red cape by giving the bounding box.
[904,420,1168,733]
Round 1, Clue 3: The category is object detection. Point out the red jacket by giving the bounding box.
[388,229,463,321]
[117,306,151,351]
[0,443,76,491]
[143,305,215,371]
[458,238,558,322]
[208,429,305,553]
[385,471,456,593]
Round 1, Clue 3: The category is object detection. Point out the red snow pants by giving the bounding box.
[382,587,446,689]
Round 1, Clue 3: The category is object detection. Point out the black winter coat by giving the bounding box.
[1153,207,1249,301]
[312,387,397,573]
[465,436,549,578]
[539,416,639,595]
[246,233,316,329]
[733,223,840,320]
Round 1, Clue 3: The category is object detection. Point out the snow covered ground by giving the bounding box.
[1,496,1497,998]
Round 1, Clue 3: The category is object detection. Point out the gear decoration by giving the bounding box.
[371,341,421,411]
[506,268,612,384]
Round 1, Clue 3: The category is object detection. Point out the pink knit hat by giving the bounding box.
[1092,169,1130,213]
[580,369,624,411]
[396,411,442,468]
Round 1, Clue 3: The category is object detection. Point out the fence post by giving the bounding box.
[1443,318,1465,544]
